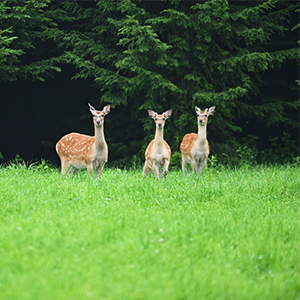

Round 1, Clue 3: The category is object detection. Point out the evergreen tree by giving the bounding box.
[1,0,298,165]
[49,0,298,164]
[0,0,61,81]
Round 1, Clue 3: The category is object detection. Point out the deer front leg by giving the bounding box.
[60,157,71,176]
[163,159,170,177]
[95,161,106,178]
[181,156,189,176]
[86,164,94,177]
[152,160,160,179]
[69,166,79,177]
[191,159,198,175]
[198,157,207,175]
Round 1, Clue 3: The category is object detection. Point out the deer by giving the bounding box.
[180,106,215,176]
[143,109,172,179]
[55,103,111,177]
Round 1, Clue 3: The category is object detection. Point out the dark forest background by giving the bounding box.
[0,0,299,168]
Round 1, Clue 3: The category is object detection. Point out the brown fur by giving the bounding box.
[180,106,215,176]
[56,104,110,177]
[143,109,172,179]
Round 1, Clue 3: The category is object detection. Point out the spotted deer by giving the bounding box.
[180,106,215,176]
[143,109,172,179]
[56,103,111,177]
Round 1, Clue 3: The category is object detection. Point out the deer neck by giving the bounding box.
[94,124,106,148]
[154,127,164,146]
[197,124,207,145]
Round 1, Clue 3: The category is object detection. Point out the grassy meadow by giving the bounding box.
[0,162,299,300]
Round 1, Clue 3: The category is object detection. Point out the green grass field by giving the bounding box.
[0,163,299,300]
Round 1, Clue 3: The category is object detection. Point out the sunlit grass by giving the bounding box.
[0,163,299,300]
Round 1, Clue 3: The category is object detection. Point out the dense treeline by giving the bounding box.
[0,0,299,167]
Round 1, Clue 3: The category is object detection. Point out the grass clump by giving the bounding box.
[0,163,299,300]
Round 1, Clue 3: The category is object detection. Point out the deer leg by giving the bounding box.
[198,158,207,175]
[95,169,103,178]
[143,160,151,178]
[95,162,106,178]
[151,161,160,179]
[191,159,198,175]
[182,156,189,176]
[69,166,79,177]
[86,164,94,177]
[60,158,71,175]
[163,159,170,177]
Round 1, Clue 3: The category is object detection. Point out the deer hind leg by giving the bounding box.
[143,160,151,178]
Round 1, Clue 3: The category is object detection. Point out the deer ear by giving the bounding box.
[148,110,157,119]
[103,105,111,115]
[88,103,96,114]
[163,109,172,119]
[195,106,201,114]
[208,106,216,115]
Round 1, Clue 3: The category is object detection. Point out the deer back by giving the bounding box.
[180,133,210,159]
[56,133,98,164]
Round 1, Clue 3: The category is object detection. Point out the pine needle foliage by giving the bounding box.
[50,0,299,164]
[1,0,298,165]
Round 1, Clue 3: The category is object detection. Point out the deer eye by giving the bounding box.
[163,118,165,121]
[205,114,208,117]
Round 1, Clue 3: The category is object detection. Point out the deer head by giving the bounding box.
[195,106,215,126]
[148,109,172,129]
[88,103,111,127]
